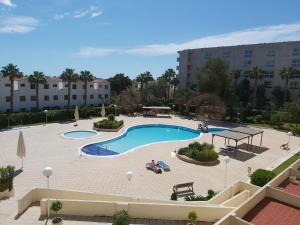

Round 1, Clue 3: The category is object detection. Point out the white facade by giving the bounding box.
[177,41,300,100]
[0,76,110,112]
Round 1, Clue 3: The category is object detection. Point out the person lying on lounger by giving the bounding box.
[146,160,162,173]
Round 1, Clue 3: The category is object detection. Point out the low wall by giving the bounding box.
[268,168,290,187]
[291,157,300,170]
[222,190,250,208]
[40,198,234,222]
[0,188,14,199]
[267,187,300,208]
[290,169,300,178]
[176,154,220,166]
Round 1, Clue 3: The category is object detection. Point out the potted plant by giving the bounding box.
[51,200,63,225]
[112,210,131,225]
[187,210,197,225]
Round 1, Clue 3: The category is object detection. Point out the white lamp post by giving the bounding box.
[224,156,230,188]
[287,132,293,148]
[114,104,117,117]
[44,110,48,125]
[42,166,53,219]
[171,151,176,158]
[126,171,133,181]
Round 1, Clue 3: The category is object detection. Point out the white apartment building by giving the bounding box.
[177,41,300,100]
[0,75,110,112]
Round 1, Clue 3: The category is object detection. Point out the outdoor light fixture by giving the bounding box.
[224,156,230,188]
[42,166,53,219]
[126,171,133,181]
[44,110,48,125]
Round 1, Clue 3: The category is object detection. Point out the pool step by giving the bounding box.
[82,144,119,156]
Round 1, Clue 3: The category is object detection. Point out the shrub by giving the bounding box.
[187,211,197,222]
[93,119,123,129]
[178,142,218,162]
[51,200,63,224]
[0,166,15,192]
[112,210,131,225]
[170,191,177,201]
[108,114,115,121]
[185,189,217,201]
[250,169,276,187]
[194,149,219,162]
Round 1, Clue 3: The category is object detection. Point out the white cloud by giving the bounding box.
[77,22,300,57]
[0,16,39,33]
[54,5,102,20]
[0,0,15,7]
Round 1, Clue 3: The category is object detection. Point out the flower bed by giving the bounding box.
[93,116,124,132]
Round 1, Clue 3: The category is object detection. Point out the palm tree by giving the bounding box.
[161,69,176,102]
[60,68,79,109]
[1,64,23,112]
[230,69,241,94]
[136,71,154,90]
[250,66,264,107]
[79,70,95,105]
[28,71,47,109]
[279,66,298,102]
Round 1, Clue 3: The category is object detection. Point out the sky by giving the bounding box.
[1,0,300,79]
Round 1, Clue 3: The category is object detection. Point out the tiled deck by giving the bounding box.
[278,178,300,196]
[243,198,300,225]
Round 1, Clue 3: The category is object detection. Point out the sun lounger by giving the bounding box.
[157,161,170,171]
[146,163,162,174]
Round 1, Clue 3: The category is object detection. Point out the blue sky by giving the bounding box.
[1,0,300,79]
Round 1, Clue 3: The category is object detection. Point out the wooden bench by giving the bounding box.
[173,182,194,195]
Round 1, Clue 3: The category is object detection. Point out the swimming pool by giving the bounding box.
[63,130,98,139]
[81,124,224,156]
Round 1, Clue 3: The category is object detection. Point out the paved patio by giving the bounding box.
[0,115,300,225]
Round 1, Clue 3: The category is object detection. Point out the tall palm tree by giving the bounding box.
[279,66,298,102]
[79,70,95,105]
[161,69,176,102]
[230,69,241,94]
[136,71,154,90]
[28,71,47,109]
[1,64,23,112]
[60,68,79,109]
[250,66,264,107]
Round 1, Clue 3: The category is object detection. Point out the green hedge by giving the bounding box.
[250,169,276,187]
[178,142,219,162]
[0,106,125,129]
[0,166,15,192]
[94,119,124,129]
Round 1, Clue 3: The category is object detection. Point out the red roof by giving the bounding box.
[279,178,300,196]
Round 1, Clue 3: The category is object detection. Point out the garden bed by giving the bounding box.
[93,116,124,132]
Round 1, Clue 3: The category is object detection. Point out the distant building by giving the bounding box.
[0,75,110,112]
[177,41,300,100]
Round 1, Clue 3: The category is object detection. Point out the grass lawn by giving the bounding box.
[272,152,300,175]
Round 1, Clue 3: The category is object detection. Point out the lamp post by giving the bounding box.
[237,112,240,123]
[114,104,117,117]
[287,132,293,148]
[42,166,53,219]
[44,110,48,125]
[224,156,230,188]
[171,151,176,158]
[126,171,133,181]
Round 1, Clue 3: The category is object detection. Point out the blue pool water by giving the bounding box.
[64,130,97,139]
[81,124,225,156]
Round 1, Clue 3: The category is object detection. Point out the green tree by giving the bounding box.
[28,71,47,110]
[108,73,132,96]
[250,66,265,107]
[160,68,177,102]
[230,69,241,94]
[271,86,286,109]
[279,66,298,102]
[79,70,95,105]
[256,84,267,109]
[136,71,153,90]
[116,87,142,113]
[174,88,197,114]
[60,68,79,109]
[1,64,23,112]
[237,78,253,108]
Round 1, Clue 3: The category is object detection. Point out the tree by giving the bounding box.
[108,73,132,96]
[79,70,95,105]
[116,87,142,113]
[60,68,79,109]
[160,68,177,102]
[271,86,287,109]
[256,84,267,109]
[1,64,23,112]
[237,78,253,109]
[174,88,197,114]
[28,71,47,110]
[230,69,241,94]
[279,66,298,102]
[250,66,264,107]
[136,71,153,90]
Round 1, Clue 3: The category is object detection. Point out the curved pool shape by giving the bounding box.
[81,124,225,156]
[63,130,98,139]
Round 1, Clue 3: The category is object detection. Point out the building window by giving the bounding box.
[20,83,25,87]
[187,65,191,70]
[53,95,58,101]
[20,108,26,112]
[65,84,68,88]
[291,59,300,67]
[44,95,49,101]
[204,52,212,59]
[187,73,190,78]
[98,94,102,99]
[90,94,94,99]
[64,95,68,100]
[264,71,274,79]
[243,70,251,78]
[243,60,252,67]
[105,94,108,99]
[293,48,300,56]
[289,81,300,89]
[89,84,93,88]
[5,83,10,87]
[30,84,36,89]
[82,95,86,99]
[244,50,253,58]
[20,96,26,102]
[6,96,11,102]
[53,84,58,88]
[44,84,49,89]
[266,49,276,57]
[72,84,77,89]
[266,59,275,68]
[72,95,77,100]
[105,85,108,89]
[223,52,231,58]
[31,96,36,101]
[264,81,272,89]
[82,84,86,89]
[99,85,102,88]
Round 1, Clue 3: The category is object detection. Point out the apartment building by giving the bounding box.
[0,75,110,112]
[177,41,300,100]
